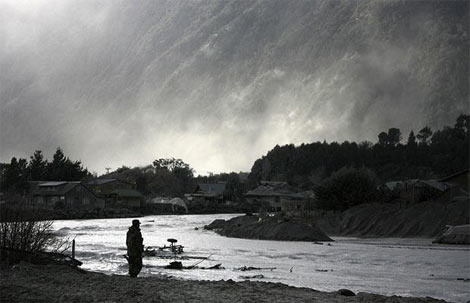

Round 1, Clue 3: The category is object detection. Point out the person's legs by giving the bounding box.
[128,255,143,277]
[135,257,142,276]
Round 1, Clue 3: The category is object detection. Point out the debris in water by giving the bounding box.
[240,274,264,279]
[235,266,276,271]
[166,261,183,270]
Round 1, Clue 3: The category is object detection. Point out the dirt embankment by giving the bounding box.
[0,263,448,303]
[316,196,470,238]
[204,215,333,242]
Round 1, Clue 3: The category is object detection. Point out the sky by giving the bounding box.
[1,0,468,175]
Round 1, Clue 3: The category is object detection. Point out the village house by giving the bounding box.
[190,182,227,205]
[31,181,104,210]
[245,181,314,216]
[83,178,145,209]
[83,178,135,197]
[439,169,469,193]
[107,189,144,210]
[379,170,469,205]
[280,191,316,217]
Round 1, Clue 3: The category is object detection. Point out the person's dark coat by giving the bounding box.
[126,226,143,256]
[126,221,144,277]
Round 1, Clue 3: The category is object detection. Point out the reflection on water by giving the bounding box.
[53,214,469,303]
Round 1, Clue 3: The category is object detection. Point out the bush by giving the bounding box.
[0,202,69,254]
[314,167,378,211]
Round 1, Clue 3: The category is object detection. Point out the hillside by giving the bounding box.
[1,0,468,173]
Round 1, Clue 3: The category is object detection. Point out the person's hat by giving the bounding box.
[132,219,140,226]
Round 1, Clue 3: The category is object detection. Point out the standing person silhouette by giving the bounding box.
[126,219,144,277]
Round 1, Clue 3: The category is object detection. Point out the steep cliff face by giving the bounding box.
[1,0,468,173]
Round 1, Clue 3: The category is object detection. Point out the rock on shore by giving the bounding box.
[204,215,333,242]
[0,263,447,303]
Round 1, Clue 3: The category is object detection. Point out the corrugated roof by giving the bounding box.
[382,179,451,192]
[246,183,304,199]
[39,181,68,187]
[34,182,79,196]
[33,182,98,198]
[260,181,288,187]
[439,169,470,182]
[419,180,450,192]
[86,178,117,185]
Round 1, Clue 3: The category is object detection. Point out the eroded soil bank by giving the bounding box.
[204,215,333,242]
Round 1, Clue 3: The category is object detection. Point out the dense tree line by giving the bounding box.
[0,148,90,194]
[2,115,467,207]
[195,172,248,202]
[248,114,470,189]
[314,167,379,211]
[104,158,195,198]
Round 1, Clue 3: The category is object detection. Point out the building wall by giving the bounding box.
[65,186,104,210]
[91,181,134,196]
[32,195,57,209]
[280,198,314,217]
[115,197,142,209]
[445,172,470,192]
[246,196,280,212]
[33,185,104,210]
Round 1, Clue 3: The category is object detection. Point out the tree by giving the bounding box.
[455,114,470,139]
[387,128,402,146]
[455,114,469,132]
[223,173,246,202]
[416,126,433,145]
[48,148,89,181]
[407,130,416,146]
[48,148,67,180]
[378,132,389,146]
[152,158,194,196]
[314,167,378,211]
[153,158,191,172]
[0,157,30,193]
[29,150,48,181]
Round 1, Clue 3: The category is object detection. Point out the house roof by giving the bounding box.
[33,181,100,198]
[85,178,118,185]
[419,180,450,192]
[196,183,226,196]
[39,181,68,187]
[111,189,143,198]
[85,178,135,186]
[245,182,304,199]
[439,169,470,182]
[33,182,80,196]
[381,179,452,192]
[260,181,288,187]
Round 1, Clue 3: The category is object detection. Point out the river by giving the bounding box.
[53,214,470,303]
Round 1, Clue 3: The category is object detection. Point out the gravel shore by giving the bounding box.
[0,263,447,303]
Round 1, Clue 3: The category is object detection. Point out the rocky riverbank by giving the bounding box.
[0,263,448,303]
[204,214,333,242]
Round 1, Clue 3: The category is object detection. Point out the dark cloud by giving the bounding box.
[1,0,468,174]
